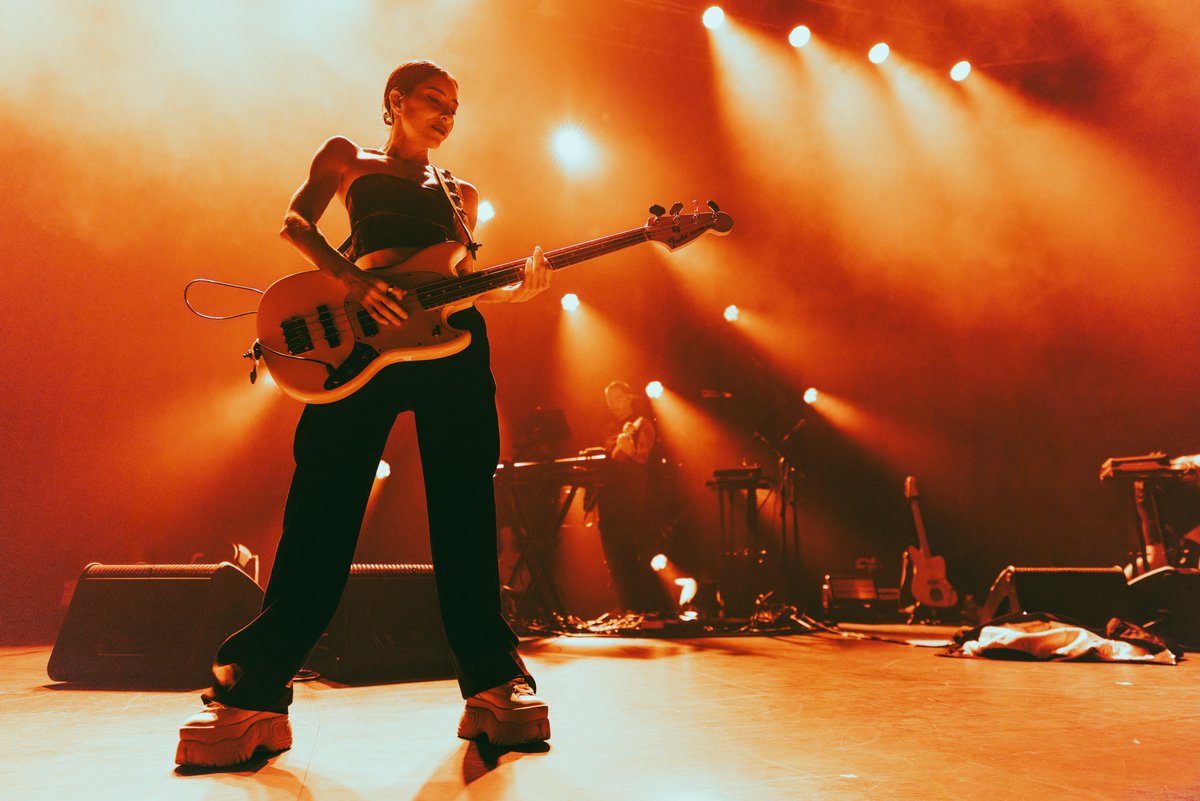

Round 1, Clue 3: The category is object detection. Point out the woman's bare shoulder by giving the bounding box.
[310,138,391,196]
[447,175,479,208]
[316,135,362,159]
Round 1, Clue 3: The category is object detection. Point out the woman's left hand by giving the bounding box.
[505,245,551,303]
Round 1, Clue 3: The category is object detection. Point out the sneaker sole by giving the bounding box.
[176,715,293,767]
[457,705,551,746]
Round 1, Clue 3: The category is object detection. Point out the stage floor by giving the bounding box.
[1,629,1195,800]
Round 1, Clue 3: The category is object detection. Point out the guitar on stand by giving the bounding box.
[901,476,958,621]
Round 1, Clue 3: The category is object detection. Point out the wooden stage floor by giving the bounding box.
[0,629,1195,800]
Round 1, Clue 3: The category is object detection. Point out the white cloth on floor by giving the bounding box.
[955,618,1177,664]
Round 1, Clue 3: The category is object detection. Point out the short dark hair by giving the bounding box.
[382,60,456,125]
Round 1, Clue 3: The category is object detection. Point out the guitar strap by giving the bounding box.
[432,165,482,261]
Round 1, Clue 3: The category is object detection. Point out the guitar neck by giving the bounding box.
[909,498,932,556]
[415,227,651,310]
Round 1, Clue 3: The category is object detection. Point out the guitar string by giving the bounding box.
[278,228,654,341]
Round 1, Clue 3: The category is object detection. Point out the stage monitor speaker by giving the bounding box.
[980,566,1130,630]
[47,562,263,688]
[1127,566,1200,651]
[305,563,455,684]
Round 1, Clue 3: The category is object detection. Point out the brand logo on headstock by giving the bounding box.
[667,226,706,249]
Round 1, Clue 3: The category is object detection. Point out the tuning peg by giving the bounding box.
[649,204,666,217]
[707,200,721,213]
[669,201,684,216]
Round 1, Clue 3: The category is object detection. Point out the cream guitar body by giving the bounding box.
[257,242,474,404]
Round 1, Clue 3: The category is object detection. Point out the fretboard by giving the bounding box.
[415,226,651,309]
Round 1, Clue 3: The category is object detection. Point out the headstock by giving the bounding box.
[904,476,919,500]
[645,199,734,251]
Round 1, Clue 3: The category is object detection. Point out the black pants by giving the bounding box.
[204,316,531,713]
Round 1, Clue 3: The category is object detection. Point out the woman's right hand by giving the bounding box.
[342,267,407,326]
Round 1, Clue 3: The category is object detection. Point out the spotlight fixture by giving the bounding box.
[950,60,971,82]
[788,25,811,48]
[723,304,740,322]
[868,43,890,64]
[561,292,581,312]
[650,553,668,572]
[376,460,391,480]
[702,6,725,30]
[803,387,819,404]
[645,380,664,399]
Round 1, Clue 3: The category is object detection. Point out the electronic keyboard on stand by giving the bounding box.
[1100,451,1200,574]
[493,451,610,621]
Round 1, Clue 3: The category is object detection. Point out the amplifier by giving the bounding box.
[980,566,1130,630]
[306,563,455,684]
[48,562,262,687]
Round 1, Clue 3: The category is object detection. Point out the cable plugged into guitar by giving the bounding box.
[243,340,263,384]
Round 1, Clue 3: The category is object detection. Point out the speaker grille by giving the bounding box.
[348,563,434,576]
[82,562,233,578]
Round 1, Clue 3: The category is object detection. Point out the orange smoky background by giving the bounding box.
[2,0,1198,640]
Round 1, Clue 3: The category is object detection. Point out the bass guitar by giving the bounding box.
[903,476,958,609]
[256,202,733,403]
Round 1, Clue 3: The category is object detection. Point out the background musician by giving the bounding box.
[595,380,666,613]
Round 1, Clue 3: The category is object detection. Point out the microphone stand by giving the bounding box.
[755,420,806,610]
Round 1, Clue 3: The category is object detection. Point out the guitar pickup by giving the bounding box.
[281,317,314,355]
[316,304,341,347]
[355,308,380,338]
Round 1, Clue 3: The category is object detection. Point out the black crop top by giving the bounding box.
[342,170,492,380]
[345,172,458,260]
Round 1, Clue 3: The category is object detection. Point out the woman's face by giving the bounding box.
[392,75,459,148]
